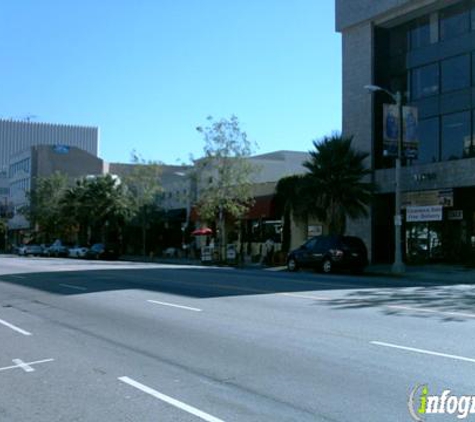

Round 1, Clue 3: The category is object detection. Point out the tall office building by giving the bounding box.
[0,119,99,204]
[337,0,475,264]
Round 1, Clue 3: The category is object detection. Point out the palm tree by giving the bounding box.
[303,133,375,235]
[275,174,312,253]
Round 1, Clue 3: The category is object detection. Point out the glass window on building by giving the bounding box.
[440,3,470,40]
[468,110,475,158]
[388,25,408,57]
[441,54,470,92]
[415,117,440,164]
[411,63,439,99]
[470,2,475,31]
[409,17,431,50]
[471,53,475,85]
[441,111,471,161]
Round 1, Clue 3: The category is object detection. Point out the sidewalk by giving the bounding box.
[100,255,475,284]
[366,263,475,284]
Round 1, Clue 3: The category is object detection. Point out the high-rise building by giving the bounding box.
[337,0,475,264]
[0,119,99,205]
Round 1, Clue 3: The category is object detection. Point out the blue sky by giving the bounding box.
[0,1,341,164]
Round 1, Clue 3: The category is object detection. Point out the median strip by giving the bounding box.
[118,376,225,422]
[371,341,475,364]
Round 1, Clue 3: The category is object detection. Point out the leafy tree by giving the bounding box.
[22,172,69,242]
[194,115,259,257]
[303,133,374,235]
[62,174,131,245]
[123,153,163,255]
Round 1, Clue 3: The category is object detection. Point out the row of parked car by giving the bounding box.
[16,241,119,260]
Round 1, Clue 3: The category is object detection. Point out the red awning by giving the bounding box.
[245,195,276,220]
[189,195,277,222]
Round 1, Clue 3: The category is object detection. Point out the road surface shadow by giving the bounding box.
[0,264,472,302]
[323,284,475,322]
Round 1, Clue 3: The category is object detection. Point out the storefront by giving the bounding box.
[374,187,475,264]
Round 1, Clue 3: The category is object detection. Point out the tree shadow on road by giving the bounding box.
[323,284,475,322]
[0,264,475,324]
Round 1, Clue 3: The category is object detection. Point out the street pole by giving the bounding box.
[219,203,225,262]
[364,84,406,274]
[392,91,405,274]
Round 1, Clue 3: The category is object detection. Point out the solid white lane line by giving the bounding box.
[281,293,331,301]
[0,317,32,336]
[118,376,225,422]
[371,341,475,364]
[147,300,202,312]
[386,305,475,319]
[0,358,54,373]
[59,283,87,291]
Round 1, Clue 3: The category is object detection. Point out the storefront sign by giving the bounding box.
[402,189,453,208]
[406,205,443,222]
[226,244,236,260]
[308,225,323,238]
[52,145,70,154]
[448,210,463,221]
[201,246,212,262]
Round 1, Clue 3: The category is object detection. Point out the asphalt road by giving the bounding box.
[0,256,474,421]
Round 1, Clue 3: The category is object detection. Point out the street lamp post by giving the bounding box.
[365,84,406,274]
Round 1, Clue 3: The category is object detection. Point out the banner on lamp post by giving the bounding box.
[383,104,399,157]
[403,106,418,159]
[383,104,418,159]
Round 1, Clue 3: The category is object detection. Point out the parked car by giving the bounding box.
[44,240,69,257]
[17,244,44,257]
[287,235,368,274]
[68,245,89,258]
[85,243,120,260]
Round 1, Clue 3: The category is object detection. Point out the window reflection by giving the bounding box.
[409,18,431,50]
[415,118,440,164]
[441,112,470,161]
[411,64,439,99]
[440,4,470,40]
[441,55,470,92]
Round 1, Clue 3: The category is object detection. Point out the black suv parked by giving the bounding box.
[287,235,368,274]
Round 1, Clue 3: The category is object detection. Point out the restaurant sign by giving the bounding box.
[402,189,453,208]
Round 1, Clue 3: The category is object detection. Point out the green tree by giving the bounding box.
[62,174,131,245]
[123,153,163,255]
[194,115,259,257]
[303,133,374,235]
[22,172,69,242]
